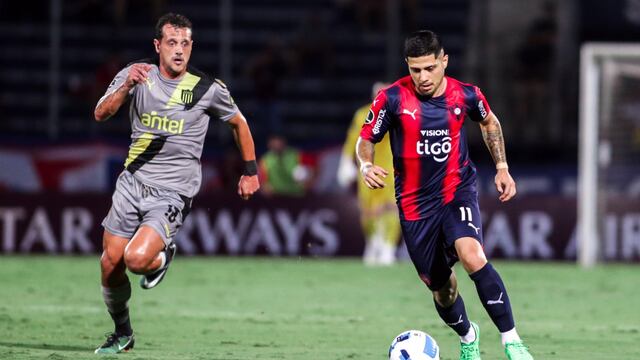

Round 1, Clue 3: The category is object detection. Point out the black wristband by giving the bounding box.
[243,160,258,176]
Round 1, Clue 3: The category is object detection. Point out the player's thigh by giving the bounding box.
[102,172,144,241]
[139,186,191,246]
[400,217,451,291]
[442,194,483,247]
[442,194,487,272]
[124,225,166,266]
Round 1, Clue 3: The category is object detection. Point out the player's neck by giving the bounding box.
[159,65,187,81]
[432,77,447,97]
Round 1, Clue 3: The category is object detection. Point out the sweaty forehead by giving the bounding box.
[161,24,192,40]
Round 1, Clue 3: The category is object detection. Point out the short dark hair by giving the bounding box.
[155,13,193,40]
[403,30,443,58]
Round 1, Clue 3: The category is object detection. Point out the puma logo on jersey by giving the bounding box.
[446,314,464,326]
[468,222,480,235]
[402,108,417,120]
[487,292,504,305]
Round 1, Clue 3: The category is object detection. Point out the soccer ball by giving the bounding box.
[388,330,440,360]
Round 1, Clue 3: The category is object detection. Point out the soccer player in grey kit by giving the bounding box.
[93,13,260,354]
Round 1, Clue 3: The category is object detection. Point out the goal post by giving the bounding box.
[578,43,640,267]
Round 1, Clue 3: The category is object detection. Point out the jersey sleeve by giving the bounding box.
[96,66,134,107]
[208,79,239,122]
[467,86,492,122]
[359,90,392,143]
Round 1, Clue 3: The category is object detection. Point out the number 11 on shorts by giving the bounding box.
[459,206,472,222]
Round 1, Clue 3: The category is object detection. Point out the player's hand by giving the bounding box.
[495,169,516,202]
[125,63,153,89]
[238,175,259,200]
[361,162,388,189]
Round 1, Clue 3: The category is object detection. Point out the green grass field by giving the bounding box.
[0,257,638,359]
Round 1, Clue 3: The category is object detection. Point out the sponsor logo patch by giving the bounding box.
[416,129,452,162]
[372,109,386,134]
[364,109,375,124]
[478,100,488,118]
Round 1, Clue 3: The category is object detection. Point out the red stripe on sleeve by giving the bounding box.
[359,91,388,142]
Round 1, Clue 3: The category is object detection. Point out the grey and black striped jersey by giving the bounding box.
[98,60,238,197]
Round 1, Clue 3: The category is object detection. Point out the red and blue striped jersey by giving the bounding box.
[360,76,491,221]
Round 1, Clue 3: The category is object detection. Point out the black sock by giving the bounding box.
[470,263,515,332]
[434,295,471,336]
[102,282,133,336]
[109,308,133,336]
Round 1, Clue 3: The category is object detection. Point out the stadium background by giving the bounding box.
[0,1,639,359]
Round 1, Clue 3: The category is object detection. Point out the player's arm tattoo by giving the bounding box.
[94,85,131,122]
[480,114,508,166]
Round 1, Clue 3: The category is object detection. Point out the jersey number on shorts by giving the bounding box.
[459,206,473,222]
[165,205,180,223]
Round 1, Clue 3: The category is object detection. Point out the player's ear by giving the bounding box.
[153,38,160,54]
[441,53,449,69]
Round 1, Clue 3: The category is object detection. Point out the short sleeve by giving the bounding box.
[360,90,392,143]
[467,86,492,122]
[96,66,134,106]
[209,79,239,122]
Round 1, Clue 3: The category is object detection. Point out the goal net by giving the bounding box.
[579,43,640,266]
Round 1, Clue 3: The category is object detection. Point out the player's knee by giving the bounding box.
[101,249,123,271]
[459,252,487,274]
[456,238,487,273]
[433,284,457,307]
[100,250,127,286]
[123,249,153,274]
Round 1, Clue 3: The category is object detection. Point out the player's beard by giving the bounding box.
[415,78,443,97]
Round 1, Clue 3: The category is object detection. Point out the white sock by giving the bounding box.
[460,324,476,344]
[501,328,521,345]
[157,252,167,270]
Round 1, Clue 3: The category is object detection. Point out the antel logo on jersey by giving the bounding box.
[140,111,185,134]
[416,129,452,162]
[372,109,386,135]
[478,100,488,118]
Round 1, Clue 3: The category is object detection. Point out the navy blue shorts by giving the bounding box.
[400,193,483,291]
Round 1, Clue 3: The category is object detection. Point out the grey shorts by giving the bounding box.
[102,171,192,245]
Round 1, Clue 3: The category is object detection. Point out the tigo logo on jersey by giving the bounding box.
[140,111,185,134]
[416,129,451,162]
[372,109,386,134]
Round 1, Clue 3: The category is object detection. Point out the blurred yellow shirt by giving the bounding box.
[342,103,396,208]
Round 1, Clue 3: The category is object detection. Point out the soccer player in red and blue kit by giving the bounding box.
[357,30,534,360]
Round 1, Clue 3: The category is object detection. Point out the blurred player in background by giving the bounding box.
[356,30,533,360]
[92,13,259,354]
[338,82,400,265]
[259,134,310,196]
